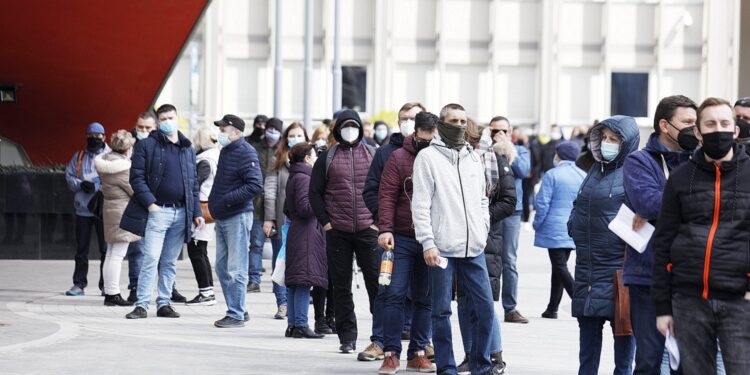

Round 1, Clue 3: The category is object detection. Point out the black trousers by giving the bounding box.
[73,215,106,290]
[326,227,379,343]
[187,239,214,289]
[521,178,534,222]
[546,248,574,312]
[312,277,335,321]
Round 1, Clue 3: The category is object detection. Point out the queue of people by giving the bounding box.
[61,94,750,375]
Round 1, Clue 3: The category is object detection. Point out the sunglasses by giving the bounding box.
[491,129,509,138]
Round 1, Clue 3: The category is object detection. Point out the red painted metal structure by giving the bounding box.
[0,1,210,165]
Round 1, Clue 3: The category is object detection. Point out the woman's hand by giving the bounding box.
[263,221,275,237]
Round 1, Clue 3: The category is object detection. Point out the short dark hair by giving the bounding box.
[653,95,697,134]
[734,97,750,108]
[490,116,510,127]
[156,104,177,117]
[415,111,438,131]
[289,142,315,164]
[439,103,465,120]
[697,97,733,131]
[398,102,426,117]
[137,111,157,123]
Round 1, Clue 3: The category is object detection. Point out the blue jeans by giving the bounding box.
[136,207,186,310]
[458,298,502,355]
[215,212,252,321]
[247,219,264,285]
[287,285,311,327]
[271,237,287,306]
[629,285,678,375]
[381,235,431,358]
[126,238,144,290]
[430,254,495,375]
[500,213,521,313]
[577,317,635,375]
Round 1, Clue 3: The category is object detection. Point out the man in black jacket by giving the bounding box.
[652,97,750,375]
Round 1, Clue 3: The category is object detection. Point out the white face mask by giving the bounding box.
[399,120,415,137]
[136,131,150,140]
[315,139,327,148]
[340,127,359,143]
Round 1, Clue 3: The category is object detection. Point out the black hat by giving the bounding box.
[253,114,269,126]
[214,114,245,132]
[556,141,580,161]
[266,117,283,132]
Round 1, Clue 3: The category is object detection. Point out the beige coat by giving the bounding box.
[95,152,141,244]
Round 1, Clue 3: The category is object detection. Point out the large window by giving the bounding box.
[342,66,367,112]
[611,72,648,117]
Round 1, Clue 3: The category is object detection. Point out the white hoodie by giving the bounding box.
[411,138,490,258]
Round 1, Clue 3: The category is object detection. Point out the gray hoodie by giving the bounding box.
[411,138,490,258]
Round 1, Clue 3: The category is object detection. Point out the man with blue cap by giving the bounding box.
[64,122,110,296]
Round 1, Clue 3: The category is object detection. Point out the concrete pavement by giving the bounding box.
[0,229,618,374]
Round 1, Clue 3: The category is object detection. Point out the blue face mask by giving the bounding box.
[375,129,388,141]
[287,137,303,148]
[600,141,620,161]
[159,120,176,135]
[266,130,281,143]
[136,131,150,140]
[217,132,231,147]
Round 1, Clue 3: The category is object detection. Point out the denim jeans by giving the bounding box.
[500,213,521,313]
[215,212,252,321]
[73,215,106,290]
[271,235,287,306]
[672,294,750,375]
[247,219,264,285]
[629,285,677,375]
[287,285,311,327]
[136,207,186,310]
[430,254,495,375]
[457,297,502,355]
[381,234,431,359]
[577,317,635,375]
[126,238,144,290]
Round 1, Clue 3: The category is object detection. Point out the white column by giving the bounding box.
[303,0,314,134]
[273,0,283,118]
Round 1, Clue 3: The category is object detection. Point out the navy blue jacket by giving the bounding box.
[622,133,691,286]
[568,116,640,318]
[208,138,263,220]
[120,131,202,243]
[362,132,404,222]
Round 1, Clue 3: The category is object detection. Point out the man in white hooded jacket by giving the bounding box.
[411,103,505,375]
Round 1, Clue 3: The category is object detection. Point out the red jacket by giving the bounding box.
[378,134,418,237]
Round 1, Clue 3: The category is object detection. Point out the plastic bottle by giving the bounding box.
[378,246,394,286]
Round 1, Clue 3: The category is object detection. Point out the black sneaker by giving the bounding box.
[104,294,134,306]
[157,305,180,318]
[285,326,294,337]
[127,288,137,303]
[401,329,411,341]
[326,317,337,334]
[214,316,245,328]
[457,354,471,375]
[541,310,558,319]
[314,319,333,335]
[339,341,356,354]
[125,306,147,319]
[171,289,187,303]
[244,311,250,322]
[185,294,217,306]
[481,362,506,375]
[246,283,261,293]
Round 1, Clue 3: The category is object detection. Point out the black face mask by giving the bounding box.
[413,137,431,153]
[701,131,735,160]
[667,121,699,151]
[86,137,104,152]
[736,117,750,139]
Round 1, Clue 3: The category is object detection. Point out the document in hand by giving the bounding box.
[607,204,655,253]
[665,330,680,370]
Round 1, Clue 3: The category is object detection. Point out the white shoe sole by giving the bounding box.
[185,299,217,306]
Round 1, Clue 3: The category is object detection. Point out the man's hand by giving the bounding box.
[193,217,205,231]
[745,291,750,301]
[80,180,95,193]
[656,315,675,337]
[632,214,648,231]
[424,248,440,267]
[263,221,275,237]
[324,223,333,232]
[378,233,394,250]
[148,204,160,213]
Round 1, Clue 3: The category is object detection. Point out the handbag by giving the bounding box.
[200,201,214,224]
[613,246,633,336]
[270,222,289,286]
[87,191,104,221]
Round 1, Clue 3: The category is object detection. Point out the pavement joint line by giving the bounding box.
[0,302,80,353]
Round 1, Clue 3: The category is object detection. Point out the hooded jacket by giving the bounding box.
[95,151,141,244]
[309,109,375,233]
[652,144,750,316]
[412,137,490,257]
[622,132,692,286]
[120,131,201,243]
[568,116,640,318]
[363,132,404,222]
[533,160,585,249]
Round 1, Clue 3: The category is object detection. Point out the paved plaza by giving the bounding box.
[0,229,618,374]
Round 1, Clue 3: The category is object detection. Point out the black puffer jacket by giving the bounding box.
[652,144,750,316]
[485,153,517,300]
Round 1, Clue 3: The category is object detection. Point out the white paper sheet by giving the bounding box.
[665,330,680,370]
[607,204,655,253]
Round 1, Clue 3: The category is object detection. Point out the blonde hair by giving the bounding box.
[193,126,218,152]
[312,125,330,143]
[110,130,135,153]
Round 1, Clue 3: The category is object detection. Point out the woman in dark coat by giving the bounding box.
[283,143,327,339]
[568,116,639,375]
